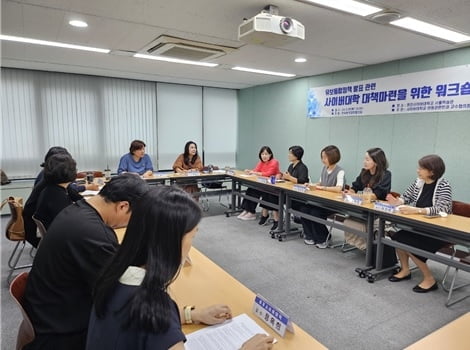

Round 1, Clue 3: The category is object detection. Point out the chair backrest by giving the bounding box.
[452,201,470,218]
[32,215,47,238]
[9,272,35,350]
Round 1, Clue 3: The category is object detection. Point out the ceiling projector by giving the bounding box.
[238,12,305,46]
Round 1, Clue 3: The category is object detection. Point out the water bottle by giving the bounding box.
[104,164,111,180]
[363,186,372,204]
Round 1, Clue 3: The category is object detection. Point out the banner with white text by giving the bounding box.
[307,64,470,118]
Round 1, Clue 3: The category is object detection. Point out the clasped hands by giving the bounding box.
[189,304,274,350]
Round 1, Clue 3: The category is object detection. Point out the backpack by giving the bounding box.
[1,197,25,241]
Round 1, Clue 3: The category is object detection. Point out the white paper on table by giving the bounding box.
[80,190,100,196]
[212,169,227,174]
[185,313,275,350]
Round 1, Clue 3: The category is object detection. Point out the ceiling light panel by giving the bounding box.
[0,35,110,53]
[390,17,470,43]
[134,53,218,67]
[232,66,295,78]
[300,0,382,17]
[69,20,88,28]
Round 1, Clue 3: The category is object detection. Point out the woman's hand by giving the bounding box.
[191,304,232,325]
[386,193,401,205]
[85,183,99,191]
[397,205,420,215]
[240,334,275,350]
[344,188,355,194]
[142,170,153,178]
[282,172,291,181]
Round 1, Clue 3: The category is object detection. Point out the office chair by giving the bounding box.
[438,200,470,307]
[9,272,35,350]
[3,197,33,284]
[31,215,47,239]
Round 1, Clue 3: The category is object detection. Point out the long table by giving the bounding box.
[405,312,470,350]
[170,248,327,349]
[226,173,470,281]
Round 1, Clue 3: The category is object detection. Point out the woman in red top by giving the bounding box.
[237,146,280,222]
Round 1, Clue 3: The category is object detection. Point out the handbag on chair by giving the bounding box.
[1,197,26,241]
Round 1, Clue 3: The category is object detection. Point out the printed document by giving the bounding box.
[185,313,273,350]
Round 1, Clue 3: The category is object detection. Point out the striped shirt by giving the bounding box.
[401,177,452,215]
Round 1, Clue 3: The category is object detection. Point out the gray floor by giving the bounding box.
[2,197,469,349]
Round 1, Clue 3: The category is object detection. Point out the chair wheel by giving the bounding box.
[270,233,276,239]
[367,274,376,283]
[278,236,283,242]
[225,213,230,217]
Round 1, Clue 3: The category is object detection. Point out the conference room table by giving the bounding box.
[404,312,470,350]
[114,228,326,349]
[171,248,327,349]
[226,172,470,282]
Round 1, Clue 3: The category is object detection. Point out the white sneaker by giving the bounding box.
[304,239,315,245]
[241,212,257,220]
[237,211,248,219]
[315,241,329,249]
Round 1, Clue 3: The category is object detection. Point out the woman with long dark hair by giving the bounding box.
[173,141,204,198]
[87,186,273,350]
[347,147,391,200]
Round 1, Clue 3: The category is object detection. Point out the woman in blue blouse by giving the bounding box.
[117,140,153,177]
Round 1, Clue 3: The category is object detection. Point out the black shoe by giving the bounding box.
[412,282,438,293]
[388,273,411,282]
[270,221,278,231]
[258,215,269,226]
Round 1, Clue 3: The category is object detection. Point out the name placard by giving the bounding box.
[187,171,201,176]
[257,176,269,184]
[226,169,235,176]
[292,184,308,193]
[374,202,397,213]
[252,294,294,337]
[342,193,363,205]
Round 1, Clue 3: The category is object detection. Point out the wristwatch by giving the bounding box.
[184,305,195,324]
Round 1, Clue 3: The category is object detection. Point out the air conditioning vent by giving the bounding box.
[140,35,235,61]
[148,43,225,61]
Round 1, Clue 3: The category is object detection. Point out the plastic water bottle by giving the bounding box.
[363,186,372,204]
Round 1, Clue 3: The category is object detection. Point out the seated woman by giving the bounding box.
[237,146,280,222]
[386,154,452,293]
[118,140,154,178]
[24,146,96,247]
[172,141,204,198]
[343,147,391,250]
[347,147,391,200]
[35,153,83,230]
[87,186,274,350]
[262,145,309,231]
[300,145,345,248]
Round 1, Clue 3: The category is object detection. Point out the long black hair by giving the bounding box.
[361,147,389,187]
[93,186,202,332]
[183,141,198,166]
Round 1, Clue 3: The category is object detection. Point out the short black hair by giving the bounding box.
[418,154,446,180]
[321,145,341,165]
[258,146,273,161]
[129,140,146,154]
[289,145,304,161]
[43,153,77,184]
[99,173,149,211]
[41,146,70,167]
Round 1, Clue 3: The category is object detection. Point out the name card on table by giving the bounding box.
[187,171,201,176]
[292,184,308,193]
[252,294,294,337]
[257,176,269,184]
[226,169,235,176]
[374,202,397,213]
[342,193,363,205]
